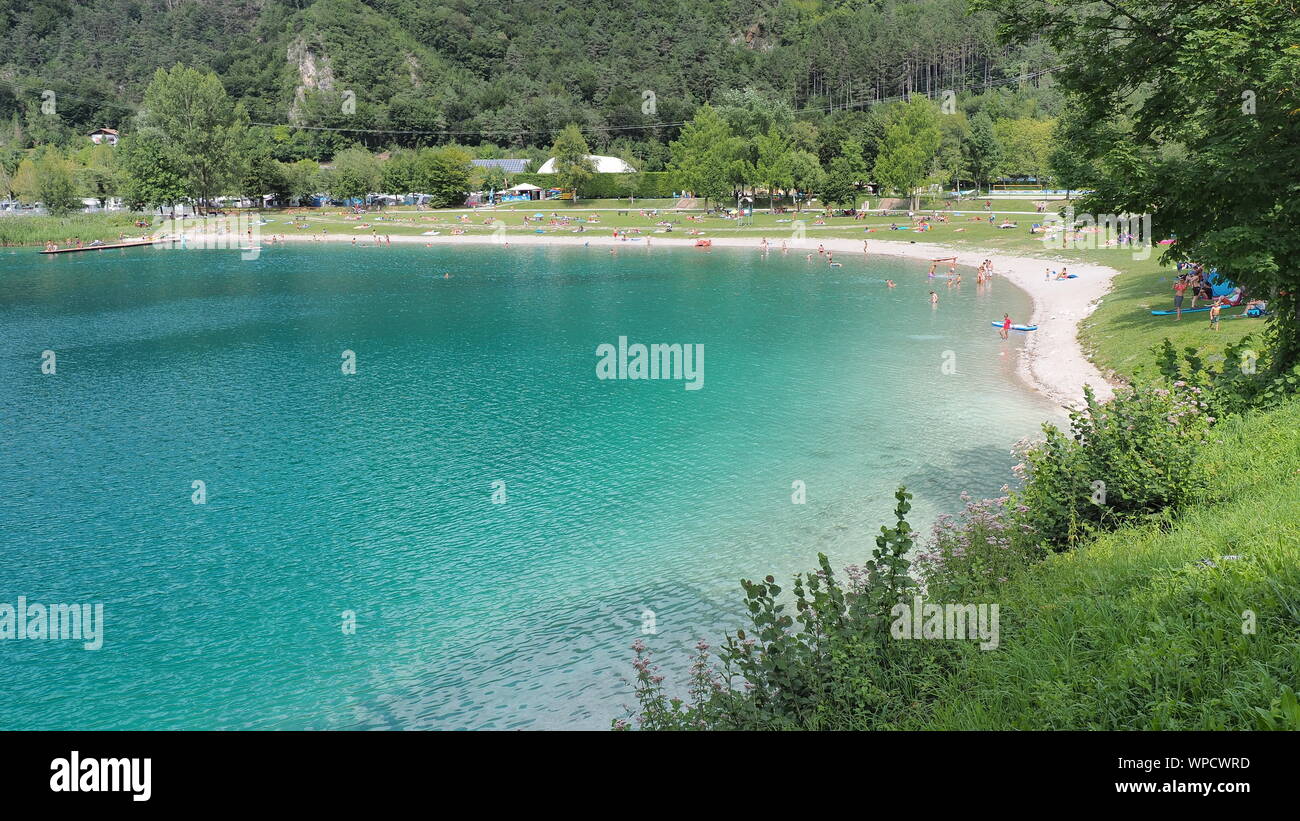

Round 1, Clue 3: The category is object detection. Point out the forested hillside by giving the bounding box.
[0,0,1052,160]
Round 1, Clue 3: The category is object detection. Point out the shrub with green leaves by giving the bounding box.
[1011,382,1212,549]
[1157,336,1300,419]
[618,488,961,730]
[915,493,1042,600]
[620,394,1300,731]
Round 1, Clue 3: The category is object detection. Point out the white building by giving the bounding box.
[536,154,636,174]
[88,128,119,146]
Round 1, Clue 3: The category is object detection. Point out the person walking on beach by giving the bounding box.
[1000,313,1012,340]
[1173,277,1189,320]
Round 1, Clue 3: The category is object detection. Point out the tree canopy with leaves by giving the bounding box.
[822,138,869,208]
[548,124,595,196]
[328,145,382,201]
[962,112,1002,193]
[117,131,187,211]
[35,147,80,214]
[141,65,248,212]
[669,104,738,207]
[974,0,1300,367]
[873,96,942,209]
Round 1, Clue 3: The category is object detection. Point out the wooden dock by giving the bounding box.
[40,239,168,255]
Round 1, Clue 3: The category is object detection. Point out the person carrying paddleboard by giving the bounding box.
[1000,314,1012,340]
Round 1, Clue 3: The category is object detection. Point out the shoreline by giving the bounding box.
[209,229,1122,408]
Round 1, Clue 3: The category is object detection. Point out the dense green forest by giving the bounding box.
[0,0,1055,162]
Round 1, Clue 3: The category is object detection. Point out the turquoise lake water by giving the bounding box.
[0,241,1056,729]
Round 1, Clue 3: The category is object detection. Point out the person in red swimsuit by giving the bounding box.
[1001,314,1012,339]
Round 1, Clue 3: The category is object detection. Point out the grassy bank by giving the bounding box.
[0,212,150,247]
[625,391,1300,731]
[908,398,1300,730]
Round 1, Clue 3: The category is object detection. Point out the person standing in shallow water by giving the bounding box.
[1000,313,1012,340]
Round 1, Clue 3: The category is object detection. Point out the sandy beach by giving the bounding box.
[224,228,1120,408]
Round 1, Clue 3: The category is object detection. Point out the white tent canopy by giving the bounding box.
[536,155,636,174]
[504,183,543,192]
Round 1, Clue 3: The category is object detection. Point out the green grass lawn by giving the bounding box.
[0,212,151,247]
[907,397,1300,730]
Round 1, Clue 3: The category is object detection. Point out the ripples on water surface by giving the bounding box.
[0,242,1057,729]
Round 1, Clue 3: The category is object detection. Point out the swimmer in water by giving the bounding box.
[886,280,896,288]
[930,291,939,305]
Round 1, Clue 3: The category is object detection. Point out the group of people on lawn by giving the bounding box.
[1172,262,1266,327]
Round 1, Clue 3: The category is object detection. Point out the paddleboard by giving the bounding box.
[1150,306,1212,315]
[991,322,1038,331]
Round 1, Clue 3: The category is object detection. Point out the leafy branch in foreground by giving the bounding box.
[617,487,945,730]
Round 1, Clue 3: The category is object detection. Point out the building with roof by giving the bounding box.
[536,155,636,174]
[471,159,530,174]
[88,128,119,146]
